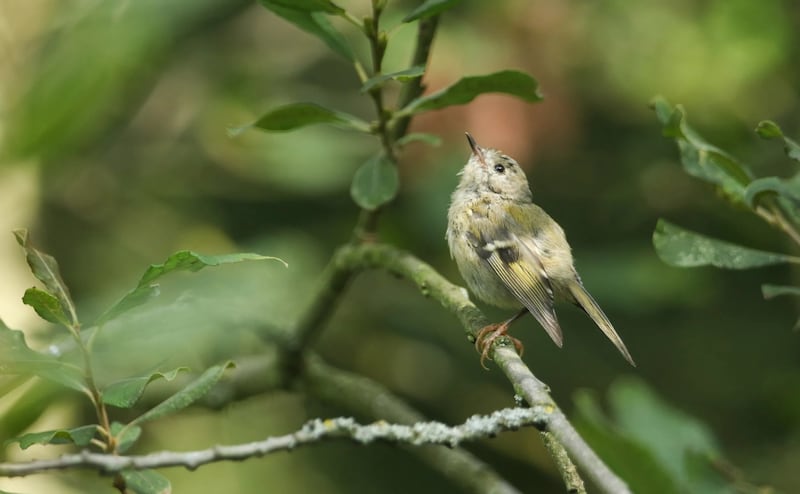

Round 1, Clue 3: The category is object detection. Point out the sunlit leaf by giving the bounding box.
[103,368,188,408]
[395,132,442,148]
[96,251,285,326]
[350,154,399,210]
[122,470,171,494]
[360,66,425,93]
[111,422,142,454]
[259,0,344,14]
[653,219,799,269]
[402,0,462,22]
[652,97,754,205]
[259,3,353,60]
[6,425,97,450]
[13,230,77,327]
[229,103,370,137]
[130,362,235,426]
[22,288,70,326]
[756,120,800,163]
[762,284,800,300]
[397,70,542,116]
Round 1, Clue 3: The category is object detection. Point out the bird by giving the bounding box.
[446,132,635,368]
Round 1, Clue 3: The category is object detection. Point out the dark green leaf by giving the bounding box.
[762,284,800,300]
[111,422,142,454]
[258,3,352,60]
[229,103,370,137]
[350,154,399,210]
[259,0,344,14]
[397,70,542,116]
[651,97,754,205]
[743,176,800,208]
[131,362,235,426]
[0,323,87,393]
[103,368,188,408]
[360,66,425,93]
[13,230,77,327]
[395,132,442,148]
[402,0,461,22]
[22,288,70,326]
[756,120,800,163]
[653,219,799,269]
[6,425,97,449]
[122,470,171,494]
[96,251,285,326]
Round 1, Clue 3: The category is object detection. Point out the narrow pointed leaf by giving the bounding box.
[360,66,425,93]
[13,230,77,326]
[395,132,442,148]
[259,0,344,14]
[653,219,799,269]
[403,0,461,22]
[397,70,542,116]
[122,470,171,494]
[130,362,235,426]
[103,368,188,408]
[22,288,70,326]
[229,103,369,137]
[258,3,352,60]
[111,422,143,454]
[756,120,800,163]
[762,284,800,300]
[350,154,399,210]
[96,251,285,326]
[6,424,98,449]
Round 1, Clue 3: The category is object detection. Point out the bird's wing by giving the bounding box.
[481,233,563,347]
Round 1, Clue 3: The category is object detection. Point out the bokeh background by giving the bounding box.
[1,0,799,492]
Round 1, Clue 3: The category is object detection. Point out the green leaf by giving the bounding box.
[259,0,344,14]
[111,422,142,454]
[122,470,171,494]
[0,322,87,393]
[22,288,70,326]
[743,176,800,209]
[103,368,188,408]
[350,154,399,211]
[762,284,800,300]
[360,66,425,93]
[395,132,442,148]
[96,251,285,326]
[653,219,799,269]
[228,103,370,137]
[13,230,77,327]
[6,425,98,449]
[651,97,754,205]
[756,120,800,163]
[397,70,542,116]
[130,362,235,426]
[402,0,462,22]
[258,3,353,60]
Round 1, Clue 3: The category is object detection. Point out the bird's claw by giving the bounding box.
[474,323,524,370]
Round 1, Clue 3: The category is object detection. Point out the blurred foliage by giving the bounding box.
[1,0,800,493]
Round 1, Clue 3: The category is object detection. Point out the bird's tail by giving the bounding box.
[569,282,636,366]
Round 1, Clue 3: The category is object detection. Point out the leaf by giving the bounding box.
[130,362,235,426]
[6,425,98,450]
[360,66,425,93]
[756,120,800,163]
[228,103,370,137]
[0,322,87,393]
[397,70,542,116]
[743,176,800,209]
[259,0,344,14]
[350,154,399,210]
[258,3,352,60]
[103,368,188,408]
[22,288,70,326]
[395,132,442,148]
[96,251,285,326]
[651,97,754,205]
[653,219,799,269]
[122,470,172,494]
[13,230,77,327]
[111,422,142,454]
[762,284,800,300]
[402,0,462,22]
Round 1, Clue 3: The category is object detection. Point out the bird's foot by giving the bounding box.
[474,323,524,370]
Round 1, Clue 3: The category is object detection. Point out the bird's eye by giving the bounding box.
[494,164,505,173]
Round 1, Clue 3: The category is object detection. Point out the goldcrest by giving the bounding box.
[446,133,635,367]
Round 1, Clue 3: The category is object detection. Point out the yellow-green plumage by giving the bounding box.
[447,133,635,366]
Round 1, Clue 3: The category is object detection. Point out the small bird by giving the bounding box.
[446,133,635,368]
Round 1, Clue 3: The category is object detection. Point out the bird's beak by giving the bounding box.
[465,132,486,166]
